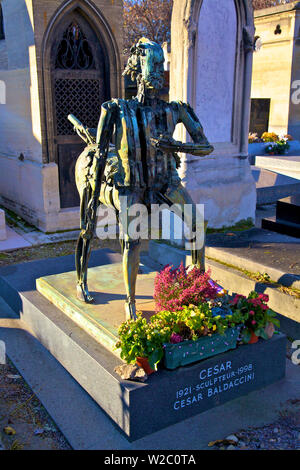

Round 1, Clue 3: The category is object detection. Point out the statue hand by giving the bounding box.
[150,135,214,156]
[150,135,183,152]
[187,144,214,156]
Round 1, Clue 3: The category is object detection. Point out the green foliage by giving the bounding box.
[115,313,171,370]
[123,0,173,53]
[115,290,281,369]
[115,300,244,368]
[206,218,254,234]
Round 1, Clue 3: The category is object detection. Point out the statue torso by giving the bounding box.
[111,98,181,192]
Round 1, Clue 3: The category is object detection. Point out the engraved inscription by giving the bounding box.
[173,361,255,411]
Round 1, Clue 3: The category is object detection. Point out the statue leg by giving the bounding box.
[76,187,95,303]
[122,238,141,320]
[117,193,142,321]
[164,184,207,272]
[76,235,94,302]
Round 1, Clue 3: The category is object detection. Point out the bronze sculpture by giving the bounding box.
[69,38,214,321]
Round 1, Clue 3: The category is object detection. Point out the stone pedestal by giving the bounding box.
[0,251,287,440]
[36,263,157,354]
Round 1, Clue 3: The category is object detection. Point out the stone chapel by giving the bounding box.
[0,0,123,232]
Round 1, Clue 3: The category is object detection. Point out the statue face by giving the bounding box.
[139,42,165,92]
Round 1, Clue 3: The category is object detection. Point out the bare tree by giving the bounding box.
[123,0,173,53]
[252,0,292,10]
[123,0,293,55]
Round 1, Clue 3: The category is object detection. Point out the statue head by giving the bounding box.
[123,38,165,97]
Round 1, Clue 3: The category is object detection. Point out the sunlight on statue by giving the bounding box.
[69,37,214,321]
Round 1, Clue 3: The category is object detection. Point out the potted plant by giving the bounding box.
[229,292,280,344]
[265,139,290,156]
[153,303,243,370]
[115,313,171,373]
[115,302,243,372]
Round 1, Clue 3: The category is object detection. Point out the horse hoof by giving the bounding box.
[125,301,137,321]
[77,285,94,303]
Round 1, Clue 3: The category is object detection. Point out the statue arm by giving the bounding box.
[80,101,116,239]
[177,101,214,156]
[89,101,116,192]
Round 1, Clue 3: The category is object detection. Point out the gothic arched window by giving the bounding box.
[51,12,109,208]
[0,5,5,40]
[55,22,95,70]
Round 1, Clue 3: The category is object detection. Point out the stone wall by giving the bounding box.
[0,0,42,163]
[288,6,300,140]
[251,3,298,139]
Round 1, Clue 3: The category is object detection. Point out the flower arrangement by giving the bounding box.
[265,138,290,155]
[115,302,243,371]
[115,265,280,373]
[261,132,279,143]
[248,132,262,144]
[153,263,219,313]
[229,291,280,343]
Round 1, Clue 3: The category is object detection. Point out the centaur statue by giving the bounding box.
[69,38,214,321]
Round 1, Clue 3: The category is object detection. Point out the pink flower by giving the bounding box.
[249,311,255,316]
[170,333,183,344]
[251,320,256,325]
[258,294,269,303]
[231,294,245,305]
[154,263,219,312]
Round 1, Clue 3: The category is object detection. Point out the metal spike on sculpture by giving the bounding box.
[69,37,214,321]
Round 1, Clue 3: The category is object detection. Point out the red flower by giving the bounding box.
[170,333,183,344]
[258,294,269,303]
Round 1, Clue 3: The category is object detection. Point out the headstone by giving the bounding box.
[250,98,271,137]
[262,195,300,238]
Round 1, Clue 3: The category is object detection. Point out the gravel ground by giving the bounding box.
[235,402,300,450]
[209,399,300,450]
[207,341,300,451]
[0,357,71,450]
